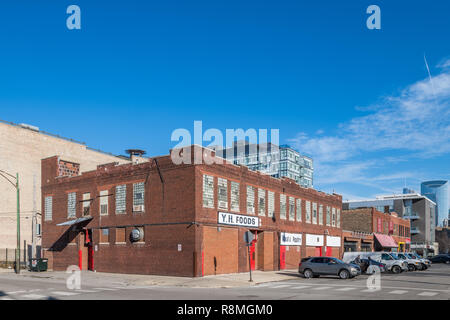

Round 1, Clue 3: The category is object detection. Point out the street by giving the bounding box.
[0,264,448,300]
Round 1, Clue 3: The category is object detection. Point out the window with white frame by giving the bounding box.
[280,194,287,220]
[67,192,76,218]
[332,207,336,227]
[312,202,317,224]
[247,185,255,214]
[337,209,340,227]
[203,175,214,208]
[218,178,228,210]
[318,204,323,225]
[258,189,266,216]
[82,193,91,216]
[133,182,145,211]
[296,199,302,222]
[305,200,311,223]
[44,196,53,221]
[326,206,331,226]
[230,181,239,212]
[268,191,275,217]
[289,197,295,221]
[115,185,127,214]
[100,190,109,215]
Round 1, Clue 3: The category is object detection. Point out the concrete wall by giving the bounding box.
[0,120,130,251]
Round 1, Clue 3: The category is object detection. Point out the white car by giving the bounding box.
[342,252,407,274]
[393,252,422,271]
[407,252,431,269]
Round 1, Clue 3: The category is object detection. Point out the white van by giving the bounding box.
[342,252,408,273]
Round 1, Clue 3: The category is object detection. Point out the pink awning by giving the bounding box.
[374,233,397,248]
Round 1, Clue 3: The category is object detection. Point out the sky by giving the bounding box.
[0,0,449,200]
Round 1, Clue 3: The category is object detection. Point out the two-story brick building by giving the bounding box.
[42,146,343,277]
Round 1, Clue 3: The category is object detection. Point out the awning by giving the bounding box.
[374,233,397,248]
[56,216,93,226]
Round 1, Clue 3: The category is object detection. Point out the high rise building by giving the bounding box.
[421,180,449,227]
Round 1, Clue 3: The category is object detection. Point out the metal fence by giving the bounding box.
[0,246,41,268]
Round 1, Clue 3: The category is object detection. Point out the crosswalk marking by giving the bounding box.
[389,290,408,295]
[360,289,380,293]
[289,286,312,290]
[417,292,438,297]
[1,297,14,300]
[6,290,26,295]
[271,285,291,289]
[313,286,332,290]
[93,287,119,291]
[50,291,81,296]
[335,287,357,291]
[75,289,99,293]
[21,294,47,299]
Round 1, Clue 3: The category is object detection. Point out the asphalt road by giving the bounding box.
[0,264,448,300]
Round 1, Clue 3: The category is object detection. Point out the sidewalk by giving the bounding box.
[1,268,301,288]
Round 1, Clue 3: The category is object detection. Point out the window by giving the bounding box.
[337,209,340,227]
[258,189,266,216]
[100,190,108,215]
[115,227,126,243]
[203,175,214,208]
[296,199,302,222]
[247,185,255,214]
[326,206,331,226]
[82,193,91,216]
[332,207,336,227]
[268,191,275,217]
[289,197,295,221]
[312,202,317,224]
[218,178,228,210]
[230,181,239,212]
[44,196,52,221]
[280,194,287,220]
[305,200,311,223]
[318,204,323,225]
[133,182,145,211]
[67,192,76,218]
[99,228,109,244]
[115,185,127,214]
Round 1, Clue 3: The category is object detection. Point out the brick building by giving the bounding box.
[41,146,343,277]
[342,208,411,252]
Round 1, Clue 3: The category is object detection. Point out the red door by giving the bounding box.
[326,247,332,257]
[315,246,322,257]
[280,246,286,270]
[250,240,256,270]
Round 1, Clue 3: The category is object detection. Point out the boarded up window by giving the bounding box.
[318,204,323,225]
[332,207,336,227]
[258,189,266,216]
[337,209,340,227]
[218,178,228,210]
[305,200,311,223]
[289,197,295,221]
[230,181,239,212]
[100,190,108,215]
[312,202,317,224]
[247,185,255,214]
[44,196,53,221]
[326,206,331,226]
[115,185,127,214]
[115,227,126,243]
[99,228,109,243]
[133,182,145,207]
[82,193,91,216]
[296,199,302,222]
[280,194,286,220]
[268,191,275,217]
[67,192,76,218]
[203,175,214,208]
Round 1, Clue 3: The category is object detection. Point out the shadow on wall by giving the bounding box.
[49,220,91,252]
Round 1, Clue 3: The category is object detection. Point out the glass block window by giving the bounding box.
[247,185,255,214]
[258,189,266,216]
[133,182,145,213]
[332,208,336,227]
[312,202,317,224]
[305,200,311,223]
[296,199,302,222]
[337,209,341,227]
[280,194,287,220]
[203,175,214,208]
[230,181,240,212]
[326,206,331,226]
[67,192,76,218]
[115,185,127,214]
[100,190,108,215]
[218,178,228,210]
[289,197,295,221]
[318,204,323,225]
[268,191,275,218]
[44,196,52,221]
[82,193,91,216]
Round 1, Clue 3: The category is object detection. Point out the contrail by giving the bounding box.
[424,54,436,96]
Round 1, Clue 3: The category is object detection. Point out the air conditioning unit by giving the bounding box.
[133,205,145,212]
[218,201,227,209]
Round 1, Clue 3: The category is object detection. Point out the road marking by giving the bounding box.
[93,287,119,291]
[312,286,332,290]
[360,289,380,293]
[6,290,26,295]
[271,285,291,289]
[289,286,312,290]
[335,287,358,291]
[50,291,81,296]
[21,294,47,299]
[417,292,438,297]
[1,297,14,300]
[389,290,408,295]
[75,289,99,293]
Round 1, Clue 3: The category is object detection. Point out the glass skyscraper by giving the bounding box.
[421,180,449,227]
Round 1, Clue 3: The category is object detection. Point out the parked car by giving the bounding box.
[429,254,450,264]
[350,255,386,274]
[299,257,361,279]
[343,252,407,274]
[406,252,431,269]
[393,252,422,271]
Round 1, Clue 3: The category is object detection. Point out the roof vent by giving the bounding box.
[19,123,39,132]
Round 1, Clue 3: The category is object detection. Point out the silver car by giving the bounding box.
[298,257,361,279]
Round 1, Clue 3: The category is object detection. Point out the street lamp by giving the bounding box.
[0,170,20,274]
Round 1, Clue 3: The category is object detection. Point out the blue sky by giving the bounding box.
[0,0,449,200]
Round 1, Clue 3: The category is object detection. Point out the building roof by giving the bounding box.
[345,193,436,206]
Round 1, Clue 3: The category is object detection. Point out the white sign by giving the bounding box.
[326,236,341,247]
[218,212,260,228]
[305,234,324,246]
[280,232,302,246]
[178,244,182,252]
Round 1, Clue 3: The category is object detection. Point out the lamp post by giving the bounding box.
[0,170,20,274]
